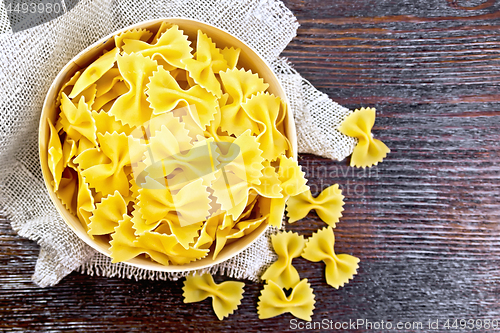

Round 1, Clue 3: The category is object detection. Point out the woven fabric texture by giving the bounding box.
[0,0,354,287]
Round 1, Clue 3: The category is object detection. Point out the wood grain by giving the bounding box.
[2,0,500,331]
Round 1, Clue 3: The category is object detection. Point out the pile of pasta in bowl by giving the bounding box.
[44,20,308,267]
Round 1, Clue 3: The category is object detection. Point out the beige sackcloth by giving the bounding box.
[0,0,356,287]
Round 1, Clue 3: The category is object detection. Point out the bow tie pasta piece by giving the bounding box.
[114,28,153,49]
[218,68,269,136]
[74,132,145,197]
[257,279,315,321]
[302,227,359,289]
[55,168,79,215]
[278,156,308,197]
[183,274,245,321]
[261,231,305,289]
[122,24,192,70]
[109,216,168,266]
[146,67,218,131]
[76,172,95,236]
[286,184,345,228]
[59,94,98,148]
[215,130,265,185]
[182,30,229,98]
[137,177,211,228]
[242,92,288,161]
[338,107,390,168]
[47,119,64,191]
[87,190,128,236]
[69,47,119,98]
[108,53,158,127]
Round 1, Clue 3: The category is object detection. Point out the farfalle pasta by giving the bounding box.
[338,107,390,168]
[302,226,360,289]
[257,279,315,321]
[182,274,245,320]
[286,184,345,228]
[45,21,307,267]
[261,231,305,289]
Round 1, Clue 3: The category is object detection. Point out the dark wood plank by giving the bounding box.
[2,0,500,331]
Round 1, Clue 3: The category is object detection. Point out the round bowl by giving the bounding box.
[39,18,297,272]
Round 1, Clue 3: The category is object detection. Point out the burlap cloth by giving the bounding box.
[0,0,356,287]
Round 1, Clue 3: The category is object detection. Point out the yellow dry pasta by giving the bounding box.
[71,83,97,109]
[218,68,269,136]
[114,28,153,49]
[146,66,218,130]
[94,68,122,98]
[59,94,98,148]
[76,172,95,236]
[91,110,134,137]
[242,92,288,161]
[216,129,265,185]
[145,112,192,151]
[261,231,305,289]
[93,81,129,112]
[154,218,203,250]
[257,279,315,321]
[182,274,245,321]
[88,190,128,236]
[57,71,81,105]
[301,226,360,289]
[220,47,241,69]
[47,119,63,191]
[286,184,345,227]
[109,215,170,266]
[226,214,268,240]
[338,107,390,168]
[110,215,209,265]
[182,30,228,98]
[136,229,209,265]
[61,137,77,170]
[122,24,192,70]
[277,155,308,197]
[108,53,158,127]
[55,168,78,216]
[211,164,282,221]
[69,47,119,98]
[74,132,144,197]
[137,177,211,227]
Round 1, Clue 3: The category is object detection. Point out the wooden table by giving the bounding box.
[2,0,500,331]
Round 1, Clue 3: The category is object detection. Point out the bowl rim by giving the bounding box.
[38,17,297,273]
